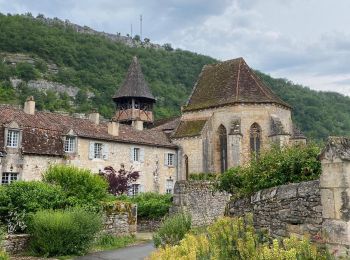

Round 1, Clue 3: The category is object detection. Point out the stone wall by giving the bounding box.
[4,234,30,254]
[102,202,137,236]
[227,180,323,238]
[137,219,162,232]
[170,180,230,226]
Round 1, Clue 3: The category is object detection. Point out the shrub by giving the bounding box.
[118,192,172,220]
[189,173,217,181]
[153,212,191,248]
[0,181,66,231]
[43,165,108,209]
[150,216,331,260]
[101,166,139,195]
[216,143,322,197]
[28,208,102,256]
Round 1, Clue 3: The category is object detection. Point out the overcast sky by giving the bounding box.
[1,0,350,96]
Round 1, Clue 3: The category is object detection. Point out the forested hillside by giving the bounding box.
[0,13,350,140]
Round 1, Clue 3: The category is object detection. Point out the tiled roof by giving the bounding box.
[183,58,291,111]
[0,105,176,156]
[113,56,155,101]
[172,119,207,139]
[153,117,181,131]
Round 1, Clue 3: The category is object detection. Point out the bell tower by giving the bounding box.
[113,56,155,129]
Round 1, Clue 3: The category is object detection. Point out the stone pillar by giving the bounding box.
[228,134,242,167]
[320,137,350,257]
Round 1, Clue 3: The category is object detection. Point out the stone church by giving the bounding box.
[0,56,305,193]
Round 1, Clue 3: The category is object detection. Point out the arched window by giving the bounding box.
[184,155,189,180]
[218,125,228,173]
[250,123,261,159]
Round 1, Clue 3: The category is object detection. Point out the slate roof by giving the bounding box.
[153,117,181,131]
[172,119,208,139]
[113,56,155,101]
[0,105,176,156]
[183,58,291,111]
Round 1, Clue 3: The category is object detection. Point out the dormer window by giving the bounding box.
[64,136,76,153]
[7,130,20,148]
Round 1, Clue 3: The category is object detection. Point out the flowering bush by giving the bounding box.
[150,216,331,260]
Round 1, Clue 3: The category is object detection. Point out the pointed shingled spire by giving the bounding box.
[113,56,155,101]
[183,57,291,111]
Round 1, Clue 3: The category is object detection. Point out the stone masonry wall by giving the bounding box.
[102,202,137,236]
[4,234,30,254]
[170,180,230,226]
[227,180,323,239]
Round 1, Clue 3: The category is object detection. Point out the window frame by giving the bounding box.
[133,147,140,162]
[64,136,76,153]
[166,178,174,194]
[1,172,18,185]
[166,153,175,167]
[6,129,20,148]
[128,183,140,197]
[94,142,103,159]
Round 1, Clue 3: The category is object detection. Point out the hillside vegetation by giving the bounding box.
[0,13,350,140]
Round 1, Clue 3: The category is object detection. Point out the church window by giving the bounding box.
[6,130,20,148]
[250,123,261,158]
[64,136,76,153]
[218,125,228,173]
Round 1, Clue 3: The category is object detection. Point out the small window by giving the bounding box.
[7,130,20,148]
[128,184,140,196]
[64,136,76,153]
[166,179,174,194]
[94,143,103,159]
[1,172,18,185]
[166,153,175,167]
[133,148,140,162]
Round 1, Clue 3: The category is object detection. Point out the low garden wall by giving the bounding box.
[4,234,30,254]
[103,201,137,236]
[227,180,323,238]
[137,219,162,232]
[170,180,230,226]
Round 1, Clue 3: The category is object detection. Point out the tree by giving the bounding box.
[163,43,174,51]
[101,165,140,195]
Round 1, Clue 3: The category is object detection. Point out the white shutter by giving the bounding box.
[103,144,109,160]
[88,142,94,159]
[164,153,168,166]
[130,147,134,162]
[173,153,177,167]
[139,184,145,193]
[140,148,145,163]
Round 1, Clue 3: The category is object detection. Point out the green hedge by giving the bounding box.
[118,192,172,220]
[28,208,102,256]
[216,143,322,197]
[43,165,108,210]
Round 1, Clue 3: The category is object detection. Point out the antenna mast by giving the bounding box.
[140,14,143,41]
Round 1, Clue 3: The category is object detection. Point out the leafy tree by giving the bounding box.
[101,165,140,195]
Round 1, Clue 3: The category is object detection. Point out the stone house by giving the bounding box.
[0,57,178,194]
[0,56,305,191]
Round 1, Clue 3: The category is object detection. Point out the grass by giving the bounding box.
[93,234,138,251]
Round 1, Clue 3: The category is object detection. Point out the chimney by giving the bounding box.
[132,119,144,131]
[88,109,100,125]
[24,96,35,115]
[107,121,119,136]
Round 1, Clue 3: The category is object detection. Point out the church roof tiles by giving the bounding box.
[183,58,291,111]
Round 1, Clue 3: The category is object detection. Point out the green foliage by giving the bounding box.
[94,234,136,251]
[150,216,332,260]
[0,181,65,217]
[28,208,102,256]
[43,165,108,210]
[0,226,9,260]
[216,143,322,197]
[153,212,192,248]
[15,62,39,81]
[118,192,172,220]
[189,173,217,181]
[0,14,215,119]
